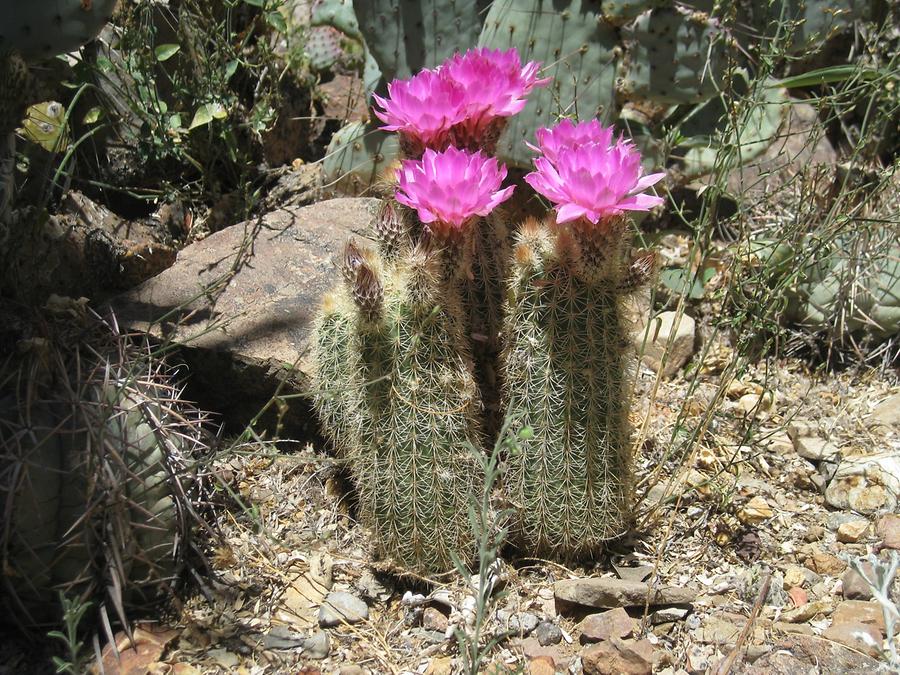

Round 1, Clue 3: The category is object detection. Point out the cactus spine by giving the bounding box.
[312,226,484,575]
[502,217,635,558]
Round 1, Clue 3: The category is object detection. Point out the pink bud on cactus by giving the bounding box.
[525,121,665,225]
[372,69,467,155]
[395,147,515,232]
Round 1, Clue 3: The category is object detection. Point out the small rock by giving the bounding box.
[355,569,393,602]
[318,591,369,627]
[773,634,881,671]
[782,565,807,589]
[787,419,816,442]
[793,437,840,462]
[582,638,655,675]
[841,561,875,600]
[822,621,882,658]
[779,600,832,623]
[825,452,900,513]
[804,549,846,576]
[302,631,330,659]
[422,607,448,632]
[514,612,540,636]
[338,667,366,675]
[424,656,453,675]
[737,496,774,525]
[786,587,807,607]
[875,512,900,549]
[262,625,306,650]
[580,607,636,643]
[694,613,765,645]
[517,637,568,670]
[649,607,689,624]
[535,621,563,646]
[555,578,695,611]
[772,621,814,635]
[836,519,870,543]
[527,655,556,675]
[738,391,775,414]
[870,392,900,428]
[803,525,825,542]
[832,600,886,632]
[206,649,240,669]
[637,311,696,378]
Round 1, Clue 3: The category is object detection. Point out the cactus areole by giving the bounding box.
[312,47,665,571]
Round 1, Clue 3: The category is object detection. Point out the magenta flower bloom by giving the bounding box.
[525,122,666,224]
[372,69,467,152]
[526,118,615,164]
[395,147,515,230]
[439,47,550,122]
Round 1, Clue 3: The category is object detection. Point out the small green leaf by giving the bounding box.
[168,113,182,130]
[768,65,881,89]
[224,59,239,80]
[154,43,180,61]
[266,10,287,33]
[82,106,103,124]
[189,104,214,130]
[660,268,706,299]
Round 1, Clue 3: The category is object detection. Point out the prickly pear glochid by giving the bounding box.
[312,47,666,570]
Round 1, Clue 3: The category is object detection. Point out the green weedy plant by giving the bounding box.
[0,304,213,631]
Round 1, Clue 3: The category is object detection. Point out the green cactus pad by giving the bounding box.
[323,120,399,196]
[479,0,620,169]
[744,0,868,55]
[311,0,363,40]
[618,6,734,105]
[0,0,118,62]
[352,0,486,89]
[600,0,663,26]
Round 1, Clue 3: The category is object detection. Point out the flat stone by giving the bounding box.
[779,600,832,623]
[301,630,330,659]
[772,621,814,635]
[733,651,817,675]
[793,436,840,462]
[338,667,367,675]
[825,451,900,513]
[836,519,869,543]
[832,600,886,632]
[424,656,453,675]
[823,621,882,658]
[804,548,846,576]
[555,578,695,612]
[841,563,874,600]
[109,198,379,425]
[771,634,881,672]
[318,591,369,627]
[870,392,900,428]
[582,638,655,675]
[580,607,637,643]
[876,512,900,549]
[694,613,766,645]
[527,656,556,675]
[516,637,569,670]
[635,311,696,378]
[261,625,306,649]
[737,496,774,525]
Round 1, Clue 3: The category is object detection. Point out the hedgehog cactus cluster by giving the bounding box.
[312,47,664,573]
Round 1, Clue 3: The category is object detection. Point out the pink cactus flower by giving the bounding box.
[372,69,467,152]
[525,122,666,224]
[395,147,515,231]
[526,118,615,164]
[439,47,550,122]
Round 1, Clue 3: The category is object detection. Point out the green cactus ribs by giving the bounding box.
[503,217,635,558]
[0,303,214,631]
[311,235,484,576]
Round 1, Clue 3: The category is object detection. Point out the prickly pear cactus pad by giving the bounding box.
[0,0,119,62]
[323,120,400,197]
[0,304,214,630]
[478,0,620,168]
[504,120,664,557]
[618,6,735,105]
[352,0,487,87]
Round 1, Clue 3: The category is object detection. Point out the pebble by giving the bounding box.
[338,667,367,675]
[793,437,840,462]
[422,607,448,632]
[822,621,882,658]
[528,656,556,675]
[836,519,870,543]
[825,451,900,513]
[517,637,568,670]
[554,578,695,611]
[582,637,656,675]
[580,607,636,643]
[842,562,875,600]
[650,607,689,624]
[803,525,825,542]
[637,311,696,378]
[779,600,832,623]
[737,495,774,524]
[261,625,306,650]
[804,548,846,576]
[782,564,807,589]
[739,391,775,414]
[424,656,453,675]
[535,621,563,646]
[875,512,900,549]
[302,631,330,659]
[318,591,369,627]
